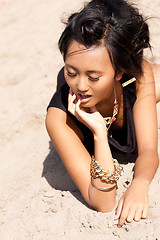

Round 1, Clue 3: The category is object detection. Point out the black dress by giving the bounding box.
[47,68,138,163]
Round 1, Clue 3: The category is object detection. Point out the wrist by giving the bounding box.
[93,125,107,140]
[132,177,150,189]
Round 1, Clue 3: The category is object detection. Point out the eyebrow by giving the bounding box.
[65,64,102,74]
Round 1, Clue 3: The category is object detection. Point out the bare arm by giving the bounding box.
[46,93,117,212]
[116,60,159,226]
[133,61,159,183]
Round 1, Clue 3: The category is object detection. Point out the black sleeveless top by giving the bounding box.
[47,68,138,163]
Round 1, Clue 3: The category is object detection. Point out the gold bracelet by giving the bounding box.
[90,156,123,183]
[91,182,117,191]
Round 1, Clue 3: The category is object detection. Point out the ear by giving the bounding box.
[115,71,124,81]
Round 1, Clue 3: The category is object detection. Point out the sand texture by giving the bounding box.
[0,0,160,239]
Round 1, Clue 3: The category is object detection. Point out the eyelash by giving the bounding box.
[67,71,76,77]
[88,76,99,81]
[66,71,99,81]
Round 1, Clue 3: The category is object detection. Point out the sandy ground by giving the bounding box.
[0,0,160,239]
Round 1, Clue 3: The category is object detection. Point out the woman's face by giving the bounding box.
[64,40,121,109]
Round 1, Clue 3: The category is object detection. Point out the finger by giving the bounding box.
[68,88,74,98]
[141,205,148,219]
[68,94,76,114]
[75,99,88,120]
[118,207,129,227]
[76,99,81,108]
[115,198,124,220]
[75,99,81,113]
[134,208,143,222]
[126,207,136,223]
[68,91,76,102]
[71,93,76,102]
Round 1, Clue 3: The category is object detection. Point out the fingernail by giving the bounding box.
[114,215,118,220]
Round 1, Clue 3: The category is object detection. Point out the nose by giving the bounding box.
[77,76,89,93]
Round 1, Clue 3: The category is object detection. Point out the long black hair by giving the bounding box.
[58,0,150,77]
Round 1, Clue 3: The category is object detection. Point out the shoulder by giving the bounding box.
[135,59,155,101]
[136,59,154,89]
[137,59,154,86]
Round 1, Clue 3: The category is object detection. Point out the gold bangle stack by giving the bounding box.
[90,156,123,184]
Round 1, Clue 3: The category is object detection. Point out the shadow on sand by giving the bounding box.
[42,141,92,209]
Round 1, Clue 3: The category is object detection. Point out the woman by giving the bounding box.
[46,0,160,227]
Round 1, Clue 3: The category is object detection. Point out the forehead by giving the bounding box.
[66,40,89,57]
[66,40,106,56]
[65,40,112,69]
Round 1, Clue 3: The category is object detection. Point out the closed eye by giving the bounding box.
[88,76,100,81]
[67,71,77,77]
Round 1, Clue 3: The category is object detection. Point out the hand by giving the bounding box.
[115,178,149,227]
[68,90,106,134]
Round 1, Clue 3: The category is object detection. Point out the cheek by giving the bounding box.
[94,78,113,95]
[64,73,71,87]
[64,77,78,95]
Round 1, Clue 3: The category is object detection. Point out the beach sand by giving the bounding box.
[0,0,160,239]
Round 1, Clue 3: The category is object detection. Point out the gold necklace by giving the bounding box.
[104,86,119,132]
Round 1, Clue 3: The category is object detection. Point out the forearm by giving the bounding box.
[133,150,159,185]
[88,127,117,212]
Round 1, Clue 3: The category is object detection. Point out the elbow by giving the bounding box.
[87,196,116,213]
[87,185,116,213]
[93,204,115,213]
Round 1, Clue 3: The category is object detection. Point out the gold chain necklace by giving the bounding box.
[104,86,119,132]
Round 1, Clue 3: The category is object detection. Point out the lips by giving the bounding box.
[77,94,92,104]
[77,94,91,100]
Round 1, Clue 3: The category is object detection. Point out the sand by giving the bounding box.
[0,0,160,239]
